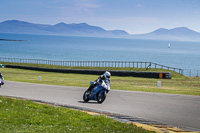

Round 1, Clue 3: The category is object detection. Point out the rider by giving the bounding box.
[0,72,4,85]
[87,71,111,93]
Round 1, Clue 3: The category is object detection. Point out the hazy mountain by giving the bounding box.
[0,20,51,34]
[131,27,200,41]
[0,20,200,41]
[0,20,129,37]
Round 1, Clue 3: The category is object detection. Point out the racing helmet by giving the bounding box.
[103,71,111,79]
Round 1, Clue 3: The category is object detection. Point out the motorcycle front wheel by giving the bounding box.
[83,91,89,102]
[97,91,107,103]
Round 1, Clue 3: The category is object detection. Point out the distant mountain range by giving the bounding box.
[131,27,200,41]
[0,20,128,38]
[1,20,200,41]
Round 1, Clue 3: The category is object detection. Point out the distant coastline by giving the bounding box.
[1,20,200,42]
[0,39,26,41]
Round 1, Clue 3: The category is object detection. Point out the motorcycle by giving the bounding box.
[0,78,4,88]
[83,81,109,103]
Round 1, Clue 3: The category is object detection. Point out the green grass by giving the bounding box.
[1,66,200,96]
[0,63,198,132]
[0,96,153,133]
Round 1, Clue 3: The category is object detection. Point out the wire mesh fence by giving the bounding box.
[182,69,200,77]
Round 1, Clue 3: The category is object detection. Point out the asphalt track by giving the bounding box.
[0,81,200,131]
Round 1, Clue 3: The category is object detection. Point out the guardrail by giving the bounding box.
[182,69,200,77]
[0,57,184,75]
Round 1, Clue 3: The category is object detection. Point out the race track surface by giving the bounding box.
[1,81,200,130]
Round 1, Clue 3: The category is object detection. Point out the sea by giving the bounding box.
[0,33,200,71]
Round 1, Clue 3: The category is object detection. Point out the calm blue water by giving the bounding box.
[0,33,200,70]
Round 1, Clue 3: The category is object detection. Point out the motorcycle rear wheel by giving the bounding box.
[83,91,89,102]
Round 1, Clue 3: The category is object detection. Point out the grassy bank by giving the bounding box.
[0,66,200,96]
[0,96,152,133]
[0,62,183,78]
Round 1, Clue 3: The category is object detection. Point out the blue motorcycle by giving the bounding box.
[83,81,109,103]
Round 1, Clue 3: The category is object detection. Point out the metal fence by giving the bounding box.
[0,57,193,76]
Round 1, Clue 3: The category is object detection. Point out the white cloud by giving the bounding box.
[137,4,144,7]
[75,3,101,9]
[73,0,101,9]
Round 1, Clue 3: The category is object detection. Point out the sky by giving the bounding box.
[0,0,200,34]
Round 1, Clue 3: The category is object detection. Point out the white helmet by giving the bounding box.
[103,71,111,79]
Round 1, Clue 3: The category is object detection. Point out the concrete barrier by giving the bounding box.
[5,65,171,79]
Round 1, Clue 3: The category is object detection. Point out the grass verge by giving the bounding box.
[0,96,153,133]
